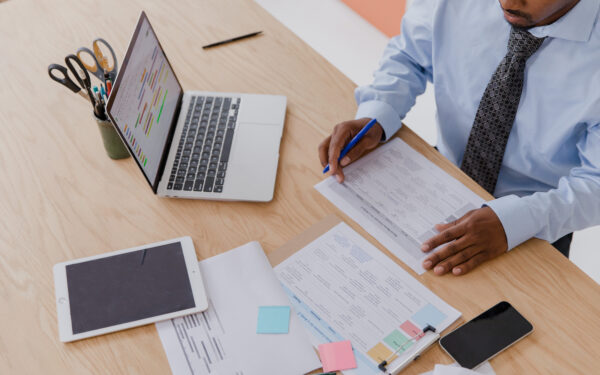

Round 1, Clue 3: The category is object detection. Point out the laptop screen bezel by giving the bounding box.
[106,11,183,193]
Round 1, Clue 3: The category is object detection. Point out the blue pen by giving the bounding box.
[323,118,377,174]
[100,85,107,98]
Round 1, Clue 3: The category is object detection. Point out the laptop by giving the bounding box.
[106,11,286,202]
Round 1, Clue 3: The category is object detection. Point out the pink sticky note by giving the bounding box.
[400,320,423,338]
[318,340,357,372]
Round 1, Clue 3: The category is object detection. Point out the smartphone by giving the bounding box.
[439,301,533,369]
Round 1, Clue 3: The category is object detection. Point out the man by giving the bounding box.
[318,0,600,276]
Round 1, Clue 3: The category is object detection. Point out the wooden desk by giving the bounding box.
[1,0,599,373]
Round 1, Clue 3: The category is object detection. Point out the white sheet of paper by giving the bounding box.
[315,138,485,274]
[420,361,496,375]
[156,242,321,375]
[274,222,461,375]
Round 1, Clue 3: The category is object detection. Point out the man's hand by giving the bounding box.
[421,207,508,275]
[318,118,383,183]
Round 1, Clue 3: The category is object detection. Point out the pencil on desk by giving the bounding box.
[202,31,263,49]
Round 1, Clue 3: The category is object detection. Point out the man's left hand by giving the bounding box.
[421,207,508,275]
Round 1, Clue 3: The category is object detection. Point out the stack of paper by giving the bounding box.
[156,242,321,375]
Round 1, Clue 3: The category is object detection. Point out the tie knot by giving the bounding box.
[508,28,545,58]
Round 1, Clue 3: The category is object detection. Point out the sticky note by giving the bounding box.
[367,342,397,363]
[384,329,412,352]
[318,340,357,372]
[411,303,447,329]
[400,320,422,338]
[257,306,290,334]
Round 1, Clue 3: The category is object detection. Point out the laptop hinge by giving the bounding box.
[152,92,184,193]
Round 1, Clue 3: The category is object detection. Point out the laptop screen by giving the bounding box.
[108,12,182,189]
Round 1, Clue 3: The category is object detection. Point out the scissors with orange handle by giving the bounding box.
[76,38,118,83]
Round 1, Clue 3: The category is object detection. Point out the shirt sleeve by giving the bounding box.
[486,123,600,250]
[354,0,435,141]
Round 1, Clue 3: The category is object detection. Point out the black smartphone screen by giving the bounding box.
[439,301,533,369]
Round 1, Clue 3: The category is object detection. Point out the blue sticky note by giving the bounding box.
[257,306,290,334]
[411,304,447,329]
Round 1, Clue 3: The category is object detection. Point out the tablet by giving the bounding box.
[53,237,207,342]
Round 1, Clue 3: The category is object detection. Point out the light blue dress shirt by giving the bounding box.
[355,0,600,250]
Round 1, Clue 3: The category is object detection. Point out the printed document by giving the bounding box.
[156,242,321,375]
[315,138,484,274]
[274,222,461,375]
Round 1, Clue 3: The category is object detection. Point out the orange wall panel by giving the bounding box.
[342,0,406,37]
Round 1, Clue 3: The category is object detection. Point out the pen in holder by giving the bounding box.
[93,112,130,159]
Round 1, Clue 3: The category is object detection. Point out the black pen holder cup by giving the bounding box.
[94,113,130,160]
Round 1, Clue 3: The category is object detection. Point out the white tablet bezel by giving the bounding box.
[53,236,208,342]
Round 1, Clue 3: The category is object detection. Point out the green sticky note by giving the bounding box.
[384,329,411,352]
[257,306,290,334]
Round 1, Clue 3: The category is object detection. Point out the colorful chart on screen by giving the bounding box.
[110,17,182,184]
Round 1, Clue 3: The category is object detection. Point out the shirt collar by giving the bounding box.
[528,0,600,42]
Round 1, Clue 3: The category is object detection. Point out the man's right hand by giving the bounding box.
[318,118,383,183]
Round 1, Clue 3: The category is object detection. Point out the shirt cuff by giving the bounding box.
[355,100,403,141]
[485,194,537,251]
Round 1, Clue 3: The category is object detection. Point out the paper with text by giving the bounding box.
[316,138,485,274]
[156,242,321,375]
[275,223,461,375]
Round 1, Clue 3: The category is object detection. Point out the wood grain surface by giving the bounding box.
[0,0,599,373]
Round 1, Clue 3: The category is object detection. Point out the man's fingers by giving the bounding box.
[421,223,467,252]
[435,223,449,232]
[339,137,376,167]
[318,136,331,168]
[422,236,471,270]
[451,252,489,275]
[335,167,346,183]
[327,131,349,176]
[319,119,381,175]
[435,211,473,232]
[431,245,481,275]
[435,221,455,232]
[421,207,506,275]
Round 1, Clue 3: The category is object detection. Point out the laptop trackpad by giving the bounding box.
[225,123,282,199]
[236,95,286,125]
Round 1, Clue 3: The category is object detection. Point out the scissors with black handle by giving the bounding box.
[48,54,97,108]
[76,38,118,83]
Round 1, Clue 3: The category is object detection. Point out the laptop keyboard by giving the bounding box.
[167,96,240,193]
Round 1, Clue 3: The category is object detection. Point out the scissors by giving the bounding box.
[48,54,97,108]
[76,38,118,83]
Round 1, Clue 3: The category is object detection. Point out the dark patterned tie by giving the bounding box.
[460,28,545,194]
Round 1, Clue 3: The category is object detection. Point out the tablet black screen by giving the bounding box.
[66,242,195,334]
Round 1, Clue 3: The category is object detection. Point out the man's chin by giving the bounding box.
[503,12,534,28]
